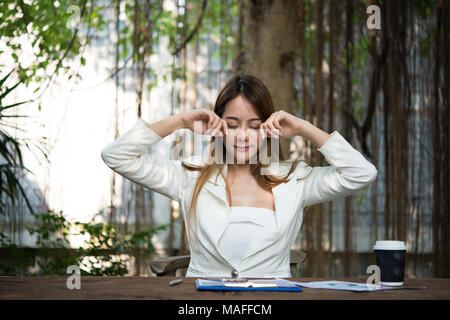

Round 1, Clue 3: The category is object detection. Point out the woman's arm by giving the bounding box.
[145,113,184,138]
[295,119,331,148]
[101,116,186,201]
[297,123,378,208]
[101,109,227,202]
[260,110,377,208]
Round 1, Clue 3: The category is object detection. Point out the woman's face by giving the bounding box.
[220,95,264,164]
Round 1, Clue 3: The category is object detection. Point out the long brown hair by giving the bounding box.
[180,74,311,253]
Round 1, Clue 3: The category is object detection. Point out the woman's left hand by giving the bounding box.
[260,110,303,139]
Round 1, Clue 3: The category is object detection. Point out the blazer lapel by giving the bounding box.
[202,166,228,206]
[201,163,299,268]
[200,165,235,266]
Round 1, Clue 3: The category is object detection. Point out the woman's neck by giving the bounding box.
[227,163,252,178]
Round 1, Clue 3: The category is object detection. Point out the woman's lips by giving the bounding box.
[235,145,250,151]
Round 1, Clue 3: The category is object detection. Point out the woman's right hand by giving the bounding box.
[180,108,228,137]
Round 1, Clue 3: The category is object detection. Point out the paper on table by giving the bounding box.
[274,279,400,292]
[196,278,297,288]
[224,280,280,288]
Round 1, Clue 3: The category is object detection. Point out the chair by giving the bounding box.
[149,249,307,277]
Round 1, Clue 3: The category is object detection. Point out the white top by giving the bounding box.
[218,206,276,269]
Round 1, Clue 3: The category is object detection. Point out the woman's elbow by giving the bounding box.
[101,148,110,164]
[343,164,378,188]
[101,147,118,169]
[366,164,378,184]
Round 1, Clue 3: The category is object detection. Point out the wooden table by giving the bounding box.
[0,276,448,300]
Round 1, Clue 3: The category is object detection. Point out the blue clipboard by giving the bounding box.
[195,280,303,292]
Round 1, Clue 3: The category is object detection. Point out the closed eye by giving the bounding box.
[228,125,260,130]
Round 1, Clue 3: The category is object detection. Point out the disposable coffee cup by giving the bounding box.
[373,240,406,286]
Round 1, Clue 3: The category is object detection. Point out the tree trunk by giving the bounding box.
[440,0,450,278]
[430,0,444,277]
[110,0,121,226]
[233,0,245,74]
[242,0,299,159]
[313,0,324,277]
[297,0,313,276]
[327,0,338,276]
[343,0,354,277]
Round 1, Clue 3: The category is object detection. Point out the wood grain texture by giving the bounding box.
[0,276,448,300]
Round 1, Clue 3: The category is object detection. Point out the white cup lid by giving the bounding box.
[373,240,406,250]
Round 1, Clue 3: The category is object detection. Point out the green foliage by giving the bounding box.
[0,232,15,247]
[28,210,71,248]
[413,0,432,19]
[73,212,167,276]
[353,192,365,212]
[352,35,370,66]
[203,0,236,68]
[0,69,36,217]
[0,0,106,87]
[0,208,79,275]
[0,209,168,276]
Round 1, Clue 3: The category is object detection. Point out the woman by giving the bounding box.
[101,74,377,278]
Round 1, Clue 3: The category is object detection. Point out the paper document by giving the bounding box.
[274,279,400,292]
[224,280,278,288]
[196,278,297,288]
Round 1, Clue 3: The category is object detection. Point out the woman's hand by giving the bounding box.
[261,110,332,147]
[260,110,304,139]
[180,108,228,136]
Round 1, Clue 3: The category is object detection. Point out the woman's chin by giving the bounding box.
[224,149,258,164]
[234,153,258,164]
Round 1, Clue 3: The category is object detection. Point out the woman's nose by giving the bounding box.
[235,127,249,139]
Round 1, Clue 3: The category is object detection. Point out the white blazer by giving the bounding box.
[101,117,378,278]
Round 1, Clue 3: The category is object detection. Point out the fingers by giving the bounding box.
[261,123,276,139]
[212,121,223,136]
[221,119,228,136]
[258,127,266,141]
[206,115,224,136]
[272,113,282,131]
[198,109,228,137]
[211,119,229,137]
[206,111,217,129]
[261,112,282,138]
